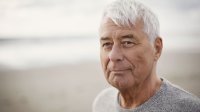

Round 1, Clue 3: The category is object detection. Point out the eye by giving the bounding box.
[102,42,113,49]
[122,41,135,47]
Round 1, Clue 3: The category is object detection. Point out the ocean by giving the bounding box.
[0,37,200,71]
[0,37,100,70]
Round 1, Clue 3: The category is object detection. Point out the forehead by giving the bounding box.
[99,18,144,39]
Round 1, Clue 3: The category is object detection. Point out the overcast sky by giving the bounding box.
[0,0,199,38]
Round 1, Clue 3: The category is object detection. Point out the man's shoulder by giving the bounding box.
[92,87,118,112]
[163,79,200,111]
[170,93,200,112]
[165,80,200,101]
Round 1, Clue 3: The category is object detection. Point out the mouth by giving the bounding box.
[110,69,131,74]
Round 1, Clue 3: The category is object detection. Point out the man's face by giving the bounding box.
[99,18,159,90]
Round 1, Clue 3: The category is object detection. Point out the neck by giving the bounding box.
[119,75,161,109]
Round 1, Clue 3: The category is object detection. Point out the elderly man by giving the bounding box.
[93,0,200,112]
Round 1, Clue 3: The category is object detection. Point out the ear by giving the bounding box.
[154,37,163,61]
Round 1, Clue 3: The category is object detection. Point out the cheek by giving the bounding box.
[142,47,155,65]
[100,51,109,71]
[134,49,155,74]
[100,52,111,81]
[126,48,154,72]
[126,50,144,65]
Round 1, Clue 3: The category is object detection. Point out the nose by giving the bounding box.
[108,45,124,62]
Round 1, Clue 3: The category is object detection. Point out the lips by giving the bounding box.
[111,69,129,71]
[110,68,131,73]
[107,64,132,73]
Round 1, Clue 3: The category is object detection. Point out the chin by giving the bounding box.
[108,73,134,90]
[110,80,132,90]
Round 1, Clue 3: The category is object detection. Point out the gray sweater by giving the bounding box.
[93,78,200,112]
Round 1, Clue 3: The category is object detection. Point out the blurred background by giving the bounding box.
[0,0,200,112]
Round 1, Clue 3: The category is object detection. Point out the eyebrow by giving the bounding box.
[120,34,135,39]
[100,34,137,41]
[100,37,111,41]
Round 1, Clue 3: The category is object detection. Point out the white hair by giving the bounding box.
[101,0,160,43]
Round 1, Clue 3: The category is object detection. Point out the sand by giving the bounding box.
[0,51,200,112]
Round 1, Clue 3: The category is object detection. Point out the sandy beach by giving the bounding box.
[0,51,200,112]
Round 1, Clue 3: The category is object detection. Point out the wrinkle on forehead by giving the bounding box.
[99,17,144,39]
[100,17,144,31]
